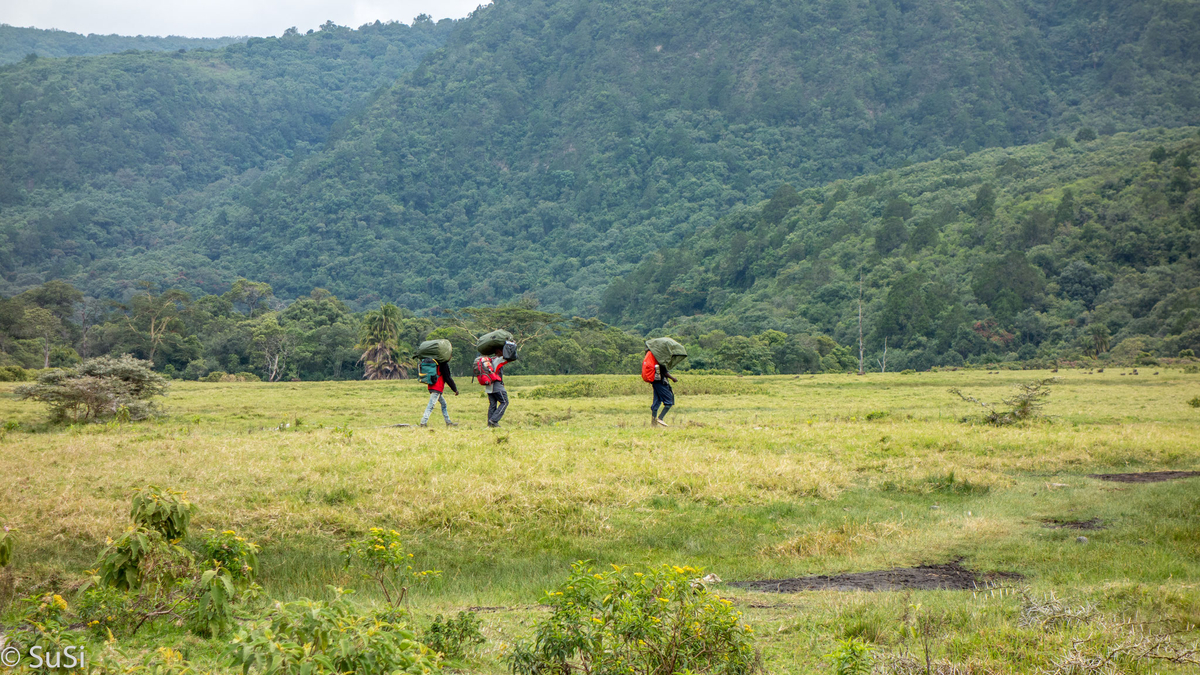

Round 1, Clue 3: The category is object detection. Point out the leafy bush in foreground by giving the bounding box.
[15,355,167,422]
[509,562,757,675]
[229,588,439,675]
[423,611,485,660]
[131,485,194,541]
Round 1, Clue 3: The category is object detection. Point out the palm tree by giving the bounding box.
[1088,324,1110,357]
[356,303,411,379]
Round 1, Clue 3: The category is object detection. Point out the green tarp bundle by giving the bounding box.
[476,329,514,355]
[414,339,453,363]
[646,337,688,370]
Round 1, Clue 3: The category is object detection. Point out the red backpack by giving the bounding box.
[473,355,498,385]
[641,351,658,383]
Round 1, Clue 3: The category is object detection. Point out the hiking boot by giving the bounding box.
[419,422,428,427]
[656,418,669,427]
[446,421,458,427]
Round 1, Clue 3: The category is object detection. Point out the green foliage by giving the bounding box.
[0,24,244,65]
[508,562,757,675]
[342,528,440,607]
[0,527,11,567]
[191,567,237,637]
[0,365,34,381]
[1187,396,1200,409]
[950,378,1057,426]
[202,529,260,582]
[423,611,485,660]
[825,637,874,675]
[228,588,439,675]
[14,355,168,423]
[130,486,194,540]
[76,584,137,639]
[95,526,185,591]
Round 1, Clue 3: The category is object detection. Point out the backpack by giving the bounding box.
[473,355,498,385]
[417,357,439,385]
[641,351,658,383]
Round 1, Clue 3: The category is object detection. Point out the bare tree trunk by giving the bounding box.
[857,268,865,375]
[42,338,51,368]
[877,337,888,373]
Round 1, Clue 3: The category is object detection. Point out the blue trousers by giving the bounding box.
[651,381,674,419]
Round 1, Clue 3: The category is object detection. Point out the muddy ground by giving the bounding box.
[733,562,1019,593]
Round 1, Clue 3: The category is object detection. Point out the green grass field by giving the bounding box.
[1,370,1198,673]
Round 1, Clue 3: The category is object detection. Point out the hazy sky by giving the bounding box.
[0,0,489,38]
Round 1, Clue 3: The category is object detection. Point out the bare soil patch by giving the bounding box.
[1088,471,1200,483]
[732,561,1019,593]
[1041,517,1106,530]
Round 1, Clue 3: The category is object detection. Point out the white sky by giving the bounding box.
[0,0,489,38]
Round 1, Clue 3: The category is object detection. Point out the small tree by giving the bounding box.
[15,355,168,422]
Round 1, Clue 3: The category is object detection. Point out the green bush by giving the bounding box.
[202,529,260,582]
[228,588,439,675]
[825,637,874,675]
[0,365,33,382]
[14,355,167,422]
[509,562,758,675]
[343,528,440,607]
[131,486,194,540]
[423,611,485,660]
[202,371,228,382]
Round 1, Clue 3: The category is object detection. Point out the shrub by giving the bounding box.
[202,371,228,382]
[14,355,167,422]
[509,562,758,675]
[1181,349,1196,359]
[0,365,33,382]
[423,611,485,660]
[228,588,439,675]
[826,637,874,675]
[343,528,440,607]
[131,486,194,540]
[949,378,1057,425]
[202,529,259,582]
[96,525,189,591]
[1188,396,1200,409]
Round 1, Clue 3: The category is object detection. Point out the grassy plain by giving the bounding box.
[1,369,1198,673]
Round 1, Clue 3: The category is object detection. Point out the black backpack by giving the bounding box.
[417,357,439,385]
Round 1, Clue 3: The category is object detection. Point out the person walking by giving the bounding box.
[642,349,678,426]
[484,351,510,427]
[420,359,459,427]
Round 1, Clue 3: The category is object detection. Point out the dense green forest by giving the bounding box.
[2,130,1196,380]
[1,0,1199,377]
[185,0,1200,312]
[0,24,245,65]
[4,0,1200,309]
[0,17,454,297]
[604,128,1200,371]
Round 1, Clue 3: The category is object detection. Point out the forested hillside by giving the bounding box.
[0,18,454,296]
[606,128,1200,371]
[0,24,245,65]
[1,0,1199,376]
[185,0,1200,311]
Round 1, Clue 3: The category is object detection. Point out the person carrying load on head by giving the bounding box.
[642,337,687,427]
[474,330,518,428]
[414,339,458,427]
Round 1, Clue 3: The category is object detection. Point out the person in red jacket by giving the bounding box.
[420,360,459,427]
[642,351,677,427]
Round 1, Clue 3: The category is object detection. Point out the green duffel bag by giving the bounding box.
[414,339,453,363]
[476,329,514,355]
[645,337,688,370]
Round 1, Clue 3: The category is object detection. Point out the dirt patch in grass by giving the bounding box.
[1041,517,1106,530]
[1088,471,1200,483]
[732,561,1019,593]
